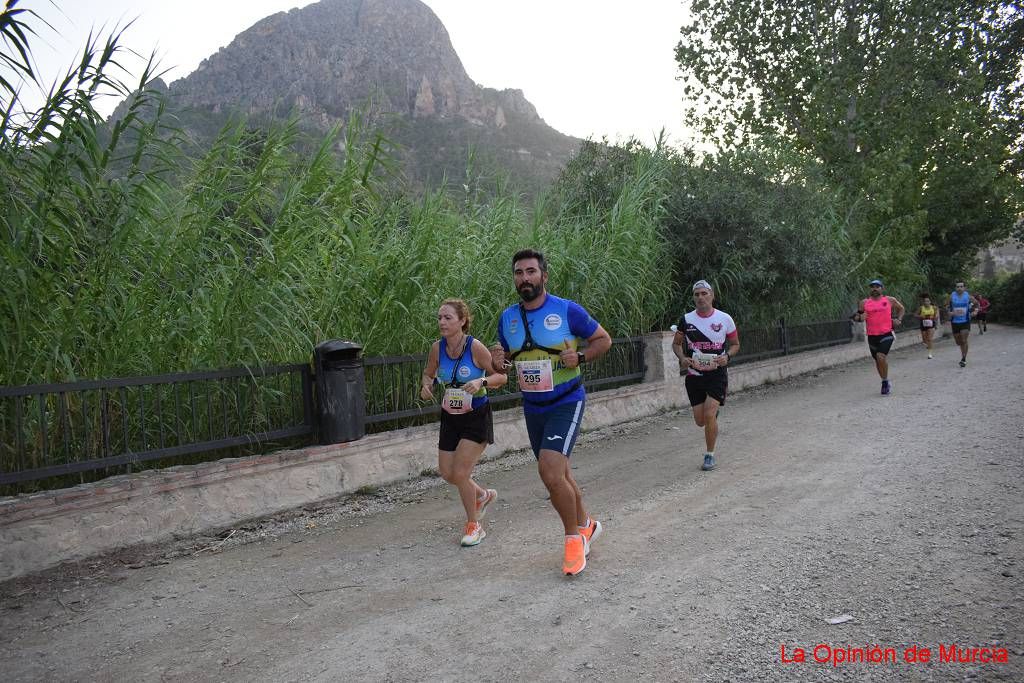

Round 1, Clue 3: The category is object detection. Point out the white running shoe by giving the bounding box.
[461,521,485,546]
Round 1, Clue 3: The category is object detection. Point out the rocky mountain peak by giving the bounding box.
[124,0,579,193]
[173,0,541,131]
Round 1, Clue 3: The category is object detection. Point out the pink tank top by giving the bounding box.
[863,296,893,335]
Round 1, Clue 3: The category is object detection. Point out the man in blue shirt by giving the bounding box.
[947,281,981,367]
[491,249,612,576]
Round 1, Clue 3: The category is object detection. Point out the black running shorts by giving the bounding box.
[951,321,971,334]
[867,332,895,359]
[438,402,494,451]
[685,371,728,406]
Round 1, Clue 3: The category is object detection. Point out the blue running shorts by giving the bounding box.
[524,399,585,458]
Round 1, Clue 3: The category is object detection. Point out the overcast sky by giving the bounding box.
[16,0,695,146]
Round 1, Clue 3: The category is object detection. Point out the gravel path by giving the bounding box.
[1,326,1022,682]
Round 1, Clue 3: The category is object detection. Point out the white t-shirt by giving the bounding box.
[679,308,738,377]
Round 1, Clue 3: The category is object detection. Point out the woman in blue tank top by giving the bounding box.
[420,298,507,547]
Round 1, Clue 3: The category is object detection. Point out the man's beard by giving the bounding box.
[518,283,541,302]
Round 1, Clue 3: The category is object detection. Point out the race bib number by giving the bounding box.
[442,388,472,414]
[515,359,554,392]
[922,319,934,328]
[953,307,967,317]
[692,351,719,371]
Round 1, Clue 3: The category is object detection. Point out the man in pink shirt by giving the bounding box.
[851,279,906,395]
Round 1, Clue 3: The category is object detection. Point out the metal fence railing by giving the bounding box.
[2,318,866,489]
[0,365,314,486]
[731,319,854,366]
[1,338,647,487]
[364,336,646,429]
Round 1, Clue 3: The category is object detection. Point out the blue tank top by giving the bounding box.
[437,336,487,409]
[497,294,599,413]
[950,291,971,323]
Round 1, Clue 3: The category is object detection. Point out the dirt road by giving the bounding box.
[2,326,1022,682]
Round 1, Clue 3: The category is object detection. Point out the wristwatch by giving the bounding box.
[577,351,586,365]
[481,377,488,387]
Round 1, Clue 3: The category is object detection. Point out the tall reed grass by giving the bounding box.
[1,7,671,387]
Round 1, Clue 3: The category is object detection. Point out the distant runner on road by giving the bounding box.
[490,249,612,576]
[975,294,990,335]
[672,279,740,472]
[420,299,507,547]
[946,281,980,367]
[914,292,939,359]
[851,279,905,395]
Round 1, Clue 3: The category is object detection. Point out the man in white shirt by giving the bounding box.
[672,280,740,471]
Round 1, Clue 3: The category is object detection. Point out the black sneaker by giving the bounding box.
[959,359,967,368]
[881,380,891,395]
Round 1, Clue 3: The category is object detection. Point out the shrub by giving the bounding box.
[988,272,1024,324]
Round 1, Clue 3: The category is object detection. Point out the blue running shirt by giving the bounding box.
[497,294,598,413]
[949,291,971,324]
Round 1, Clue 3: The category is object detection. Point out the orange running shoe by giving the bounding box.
[476,488,498,520]
[461,521,485,547]
[563,534,587,576]
[579,519,603,556]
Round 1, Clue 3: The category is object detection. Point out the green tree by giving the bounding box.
[553,138,857,325]
[676,0,1023,287]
